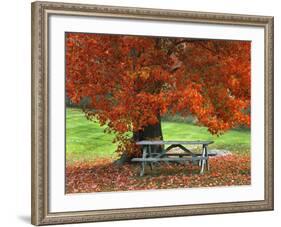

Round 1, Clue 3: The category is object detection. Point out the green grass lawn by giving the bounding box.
[66,108,250,162]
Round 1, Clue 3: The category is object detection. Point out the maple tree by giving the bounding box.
[66,33,251,162]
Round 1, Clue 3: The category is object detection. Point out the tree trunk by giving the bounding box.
[114,114,163,166]
[133,115,163,153]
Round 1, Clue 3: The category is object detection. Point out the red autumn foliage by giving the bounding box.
[66,155,251,193]
[66,33,251,156]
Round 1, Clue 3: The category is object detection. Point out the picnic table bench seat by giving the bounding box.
[131,140,214,176]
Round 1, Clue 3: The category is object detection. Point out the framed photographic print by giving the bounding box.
[31,1,274,225]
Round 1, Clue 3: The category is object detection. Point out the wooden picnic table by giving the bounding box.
[131,140,214,176]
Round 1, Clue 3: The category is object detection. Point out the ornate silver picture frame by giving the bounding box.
[31,1,273,225]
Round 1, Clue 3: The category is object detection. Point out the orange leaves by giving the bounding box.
[66,155,251,193]
[128,66,151,81]
[66,32,251,154]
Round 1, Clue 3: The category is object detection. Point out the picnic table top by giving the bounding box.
[136,140,214,145]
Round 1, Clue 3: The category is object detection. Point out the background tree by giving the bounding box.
[66,33,251,164]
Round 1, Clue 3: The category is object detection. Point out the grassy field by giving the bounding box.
[66,108,250,162]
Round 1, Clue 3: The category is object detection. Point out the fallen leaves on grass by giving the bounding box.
[66,155,250,193]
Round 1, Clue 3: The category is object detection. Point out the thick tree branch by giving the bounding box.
[167,39,204,55]
[168,39,218,56]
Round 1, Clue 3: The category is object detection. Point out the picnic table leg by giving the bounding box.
[198,150,202,167]
[206,145,210,171]
[148,145,153,171]
[140,146,147,177]
[198,158,202,167]
[200,145,206,174]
